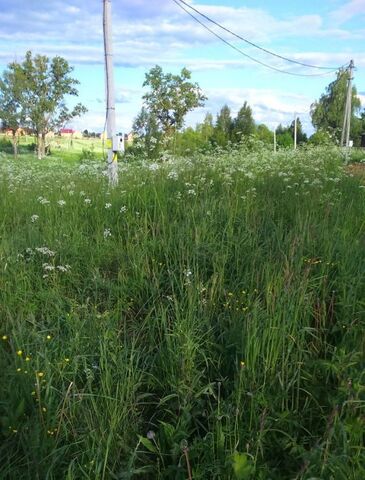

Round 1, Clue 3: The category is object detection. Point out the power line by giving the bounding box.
[174,0,347,72]
[172,0,341,77]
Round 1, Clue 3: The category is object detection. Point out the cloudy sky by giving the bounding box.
[0,0,364,134]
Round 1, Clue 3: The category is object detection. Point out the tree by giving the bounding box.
[276,124,294,148]
[214,105,233,147]
[142,65,206,143]
[19,51,87,159]
[198,112,214,144]
[132,107,162,159]
[232,101,255,142]
[256,124,274,146]
[289,117,307,144]
[310,69,361,143]
[0,61,26,157]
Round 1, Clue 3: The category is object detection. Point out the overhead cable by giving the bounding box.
[174,0,347,72]
[172,0,342,77]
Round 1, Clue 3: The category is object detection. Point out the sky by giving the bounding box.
[0,0,364,134]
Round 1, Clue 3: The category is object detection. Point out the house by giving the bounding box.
[59,128,82,139]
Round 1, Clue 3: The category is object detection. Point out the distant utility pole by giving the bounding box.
[103,0,123,186]
[294,113,297,150]
[341,60,354,149]
[273,127,277,153]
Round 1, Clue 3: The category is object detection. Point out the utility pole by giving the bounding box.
[294,113,297,150]
[341,60,354,148]
[103,0,123,186]
[273,127,276,153]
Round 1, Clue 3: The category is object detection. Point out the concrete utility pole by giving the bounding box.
[341,60,354,148]
[273,128,277,153]
[294,113,297,150]
[103,0,123,186]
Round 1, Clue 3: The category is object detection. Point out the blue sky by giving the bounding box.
[0,0,364,134]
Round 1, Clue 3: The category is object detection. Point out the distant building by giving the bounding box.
[59,128,82,138]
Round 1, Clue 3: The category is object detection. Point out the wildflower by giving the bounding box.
[37,372,44,378]
[57,200,66,207]
[42,407,47,412]
[17,350,23,356]
[17,368,22,372]
[240,361,245,368]
[146,430,156,440]
[84,198,91,204]
[120,205,127,213]
[43,263,55,272]
[46,335,51,340]
[57,265,71,273]
[36,247,56,257]
[2,335,8,341]
[25,356,31,362]
[31,214,39,223]
[64,358,70,363]
[103,228,112,239]
[105,203,112,209]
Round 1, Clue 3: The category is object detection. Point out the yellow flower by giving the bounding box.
[64,358,70,363]
[2,335,8,341]
[17,350,23,356]
[25,356,31,362]
[46,335,51,340]
[37,372,44,378]
[240,361,245,368]
[16,368,22,372]
[42,407,47,412]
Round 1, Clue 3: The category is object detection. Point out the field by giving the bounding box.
[0,145,364,479]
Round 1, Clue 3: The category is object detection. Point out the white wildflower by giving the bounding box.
[84,198,91,204]
[105,203,112,209]
[31,214,39,223]
[35,247,56,257]
[103,228,112,239]
[120,205,127,213]
[57,200,66,207]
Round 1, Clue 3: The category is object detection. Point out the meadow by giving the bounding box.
[0,144,364,479]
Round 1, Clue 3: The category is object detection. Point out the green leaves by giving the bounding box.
[231,452,254,479]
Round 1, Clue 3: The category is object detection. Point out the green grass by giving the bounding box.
[0,146,364,479]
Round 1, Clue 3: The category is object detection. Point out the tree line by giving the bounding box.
[131,66,364,158]
[1,52,364,160]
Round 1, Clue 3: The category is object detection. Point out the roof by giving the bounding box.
[60,128,75,134]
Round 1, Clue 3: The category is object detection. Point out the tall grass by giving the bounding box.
[0,146,364,479]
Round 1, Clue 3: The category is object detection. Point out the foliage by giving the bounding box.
[214,104,233,146]
[0,62,26,156]
[2,51,87,159]
[232,101,255,142]
[142,65,206,138]
[132,107,162,159]
[310,69,362,143]
[0,146,364,479]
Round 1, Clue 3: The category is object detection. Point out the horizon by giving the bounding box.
[0,0,364,135]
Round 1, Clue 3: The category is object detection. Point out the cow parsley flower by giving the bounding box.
[104,228,112,239]
[31,214,39,223]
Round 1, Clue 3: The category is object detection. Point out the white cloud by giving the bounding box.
[331,0,365,25]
